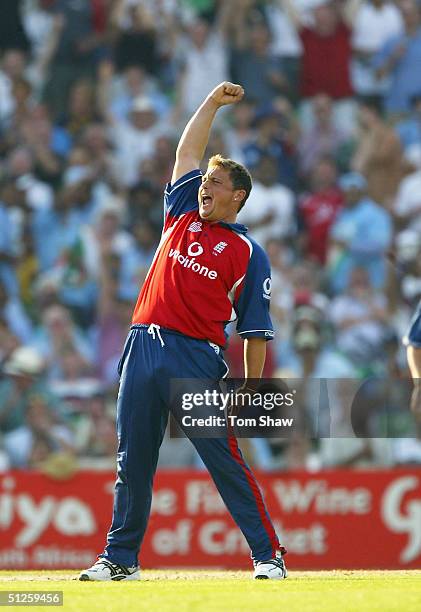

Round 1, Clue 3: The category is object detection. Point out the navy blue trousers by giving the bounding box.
[102,326,280,567]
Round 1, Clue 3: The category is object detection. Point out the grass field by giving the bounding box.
[1,570,420,612]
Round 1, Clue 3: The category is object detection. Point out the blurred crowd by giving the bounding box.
[1,0,421,474]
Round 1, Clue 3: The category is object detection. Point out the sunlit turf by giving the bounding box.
[1,570,420,611]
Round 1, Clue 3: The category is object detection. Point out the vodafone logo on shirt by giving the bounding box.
[187,242,204,257]
[168,242,218,280]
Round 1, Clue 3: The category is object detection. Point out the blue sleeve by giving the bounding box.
[164,169,202,218]
[235,241,274,341]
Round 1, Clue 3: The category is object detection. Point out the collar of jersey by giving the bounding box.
[217,221,248,234]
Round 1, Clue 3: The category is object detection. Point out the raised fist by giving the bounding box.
[209,82,245,107]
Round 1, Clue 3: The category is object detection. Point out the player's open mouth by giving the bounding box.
[201,195,213,210]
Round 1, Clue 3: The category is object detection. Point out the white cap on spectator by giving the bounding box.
[94,195,125,222]
[3,347,45,377]
[131,96,154,114]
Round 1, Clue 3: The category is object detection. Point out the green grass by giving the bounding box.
[1,570,420,612]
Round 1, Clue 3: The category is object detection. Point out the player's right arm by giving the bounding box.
[171,82,244,185]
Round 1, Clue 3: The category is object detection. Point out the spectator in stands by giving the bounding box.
[0,346,67,466]
[5,77,34,131]
[0,278,32,344]
[25,393,75,469]
[373,0,421,114]
[105,94,168,187]
[274,262,330,366]
[0,318,19,367]
[0,178,25,297]
[174,16,228,120]
[15,221,39,321]
[298,94,352,177]
[55,235,99,329]
[229,15,289,105]
[351,0,404,102]
[275,303,356,467]
[0,49,27,124]
[57,79,101,140]
[328,172,392,293]
[31,170,96,273]
[119,219,156,302]
[279,296,354,373]
[352,100,403,206]
[225,98,257,165]
[264,238,295,340]
[395,92,421,151]
[151,135,176,187]
[42,0,104,116]
[393,144,421,237]
[96,286,133,387]
[237,155,296,245]
[18,104,67,188]
[395,231,421,312]
[30,304,94,380]
[242,105,298,190]
[126,180,162,235]
[299,157,344,264]
[110,1,164,76]
[81,122,119,185]
[262,0,306,101]
[329,266,389,370]
[8,146,54,212]
[74,393,117,463]
[21,0,65,93]
[281,0,358,133]
[77,197,133,283]
[99,63,170,123]
[0,0,30,53]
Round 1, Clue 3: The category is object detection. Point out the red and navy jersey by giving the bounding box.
[132,169,274,347]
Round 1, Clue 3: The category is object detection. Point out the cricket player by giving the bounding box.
[80,82,287,581]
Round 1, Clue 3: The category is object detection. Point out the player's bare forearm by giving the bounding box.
[407,346,421,423]
[171,82,244,184]
[407,346,421,379]
[243,338,267,383]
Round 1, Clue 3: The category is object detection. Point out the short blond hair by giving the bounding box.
[208,154,252,211]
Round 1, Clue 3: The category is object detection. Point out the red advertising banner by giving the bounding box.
[0,469,420,570]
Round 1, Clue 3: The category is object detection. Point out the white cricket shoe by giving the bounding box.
[253,552,288,580]
[79,557,140,581]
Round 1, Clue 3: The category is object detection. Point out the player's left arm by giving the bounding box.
[407,345,421,422]
[244,338,267,382]
[234,240,274,383]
